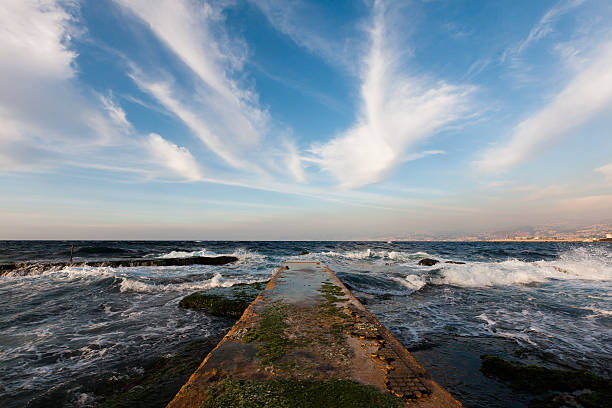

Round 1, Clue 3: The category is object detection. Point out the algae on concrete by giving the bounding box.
[202,378,404,408]
[244,302,292,365]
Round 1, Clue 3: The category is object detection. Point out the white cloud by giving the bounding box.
[310,0,472,189]
[0,0,76,81]
[596,163,612,182]
[129,75,249,170]
[115,0,309,183]
[475,41,612,173]
[115,1,268,162]
[0,0,120,171]
[147,133,203,181]
[0,0,207,183]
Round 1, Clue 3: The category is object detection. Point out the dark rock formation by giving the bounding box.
[0,256,238,276]
[444,261,466,265]
[480,355,612,408]
[179,281,268,318]
[417,258,440,266]
[179,293,249,318]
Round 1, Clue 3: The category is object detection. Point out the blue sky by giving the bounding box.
[1,0,611,239]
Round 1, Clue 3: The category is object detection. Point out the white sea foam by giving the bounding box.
[155,247,266,263]
[310,249,433,262]
[392,274,427,291]
[158,249,209,258]
[582,306,612,317]
[435,247,612,288]
[118,273,266,293]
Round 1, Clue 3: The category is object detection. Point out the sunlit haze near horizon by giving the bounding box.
[1,0,612,239]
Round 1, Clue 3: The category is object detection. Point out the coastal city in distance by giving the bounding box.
[378,222,612,242]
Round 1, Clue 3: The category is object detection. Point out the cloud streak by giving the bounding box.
[147,133,203,181]
[310,0,472,189]
[503,0,586,61]
[115,0,311,182]
[475,41,612,173]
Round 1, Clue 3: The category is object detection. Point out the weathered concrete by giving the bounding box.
[168,261,461,407]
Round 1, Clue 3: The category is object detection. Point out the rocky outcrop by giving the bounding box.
[0,256,238,276]
[417,258,440,266]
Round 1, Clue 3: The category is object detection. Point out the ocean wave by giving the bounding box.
[305,249,434,262]
[434,247,612,288]
[157,249,209,259]
[391,274,427,291]
[118,273,267,294]
[0,256,238,278]
[154,247,266,263]
[581,306,612,317]
[434,259,556,287]
[74,246,129,255]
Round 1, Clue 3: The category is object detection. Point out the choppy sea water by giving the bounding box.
[1,241,611,407]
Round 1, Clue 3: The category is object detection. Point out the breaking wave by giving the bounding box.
[118,273,267,294]
[155,247,266,263]
[307,248,434,262]
[436,246,612,288]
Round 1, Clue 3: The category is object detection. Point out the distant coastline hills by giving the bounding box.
[375,222,612,242]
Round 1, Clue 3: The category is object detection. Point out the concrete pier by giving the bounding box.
[168,261,461,407]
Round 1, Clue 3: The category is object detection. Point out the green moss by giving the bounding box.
[232,281,268,303]
[480,355,609,394]
[576,390,612,408]
[179,293,249,318]
[319,281,349,319]
[202,378,404,408]
[244,302,291,365]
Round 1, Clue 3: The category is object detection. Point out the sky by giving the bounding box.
[1,0,612,240]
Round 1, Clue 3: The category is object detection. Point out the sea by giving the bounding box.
[1,241,611,407]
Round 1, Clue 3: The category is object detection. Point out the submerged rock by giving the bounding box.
[179,293,250,318]
[27,335,225,408]
[480,355,612,408]
[298,250,310,256]
[0,256,239,276]
[418,258,440,266]
[179,281,268,318]
[444,261,466,265]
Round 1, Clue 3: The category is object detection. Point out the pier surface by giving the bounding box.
[168,261,460,407]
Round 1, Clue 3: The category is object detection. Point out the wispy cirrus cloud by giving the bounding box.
[115,0,307,182]
[309,0,472,189]
[249,0,355,71]
[0,0,204,183]
[502,0,586,62]
[475,41,612,173]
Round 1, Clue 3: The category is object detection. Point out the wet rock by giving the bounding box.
[0,256,239,276]
[179,281,268,318]
[27,335,226,408]
[480,355,612,407]
[417,258,439,266]
[444,261,465,265]
[179,293,250,318]
[298,251,310,256]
